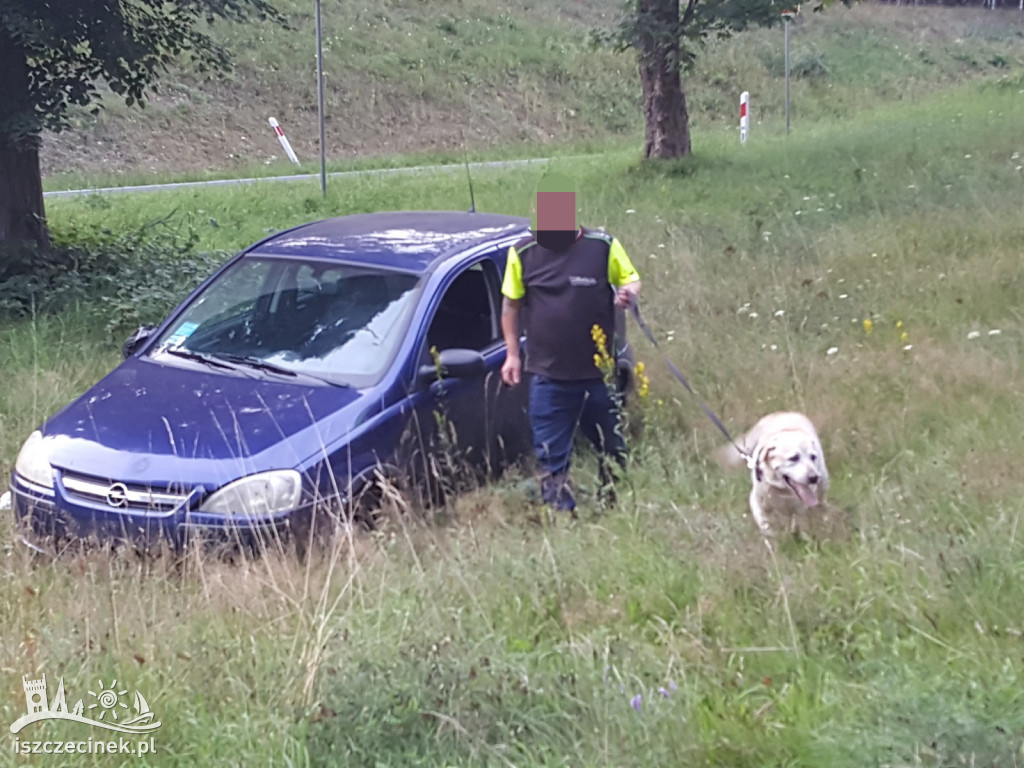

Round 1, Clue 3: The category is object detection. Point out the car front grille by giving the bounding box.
[60,471,191,514]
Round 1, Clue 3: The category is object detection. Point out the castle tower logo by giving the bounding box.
[10,674,161,736]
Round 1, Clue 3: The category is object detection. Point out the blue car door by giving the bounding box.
[403,255,530,500]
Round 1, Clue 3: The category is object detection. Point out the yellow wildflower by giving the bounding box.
[634,361,650,399]
[591,324,614,383]
[863,318,873,335]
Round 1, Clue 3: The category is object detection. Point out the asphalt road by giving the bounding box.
[43,155,586,198]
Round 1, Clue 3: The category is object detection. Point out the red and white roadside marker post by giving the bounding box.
[268,117,300,165]
[740,91,749,145]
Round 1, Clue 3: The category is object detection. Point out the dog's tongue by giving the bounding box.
[792,483,820,508]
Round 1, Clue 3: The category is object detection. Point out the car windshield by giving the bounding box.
[150,256,421,388]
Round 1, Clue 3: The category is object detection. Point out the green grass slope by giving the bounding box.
[42,2,1024,187]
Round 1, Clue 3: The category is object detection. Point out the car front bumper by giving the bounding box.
[10,473,298,554]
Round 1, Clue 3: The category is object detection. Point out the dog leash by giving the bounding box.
[627,302,755,468]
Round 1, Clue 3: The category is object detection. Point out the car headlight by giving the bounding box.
[199,470,302,517]
[14,431,54,490]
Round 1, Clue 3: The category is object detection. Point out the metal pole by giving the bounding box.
[315,0,327,197]
[784,17,791,136]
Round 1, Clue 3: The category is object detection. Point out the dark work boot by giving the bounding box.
[540,472,577,515]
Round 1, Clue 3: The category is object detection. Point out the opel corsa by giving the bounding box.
[10,211,550,550]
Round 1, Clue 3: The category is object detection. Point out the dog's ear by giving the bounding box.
[755,444,776,482]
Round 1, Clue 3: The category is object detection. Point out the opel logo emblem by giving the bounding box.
[105,482,129,508]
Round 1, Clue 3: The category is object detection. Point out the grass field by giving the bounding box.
[3,5,1024,767]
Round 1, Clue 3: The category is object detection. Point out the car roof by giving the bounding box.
[246,210,532,274]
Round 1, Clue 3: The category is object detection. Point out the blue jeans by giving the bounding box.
[528,375,627,510]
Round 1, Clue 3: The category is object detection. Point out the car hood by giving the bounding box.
[40,357,365,487]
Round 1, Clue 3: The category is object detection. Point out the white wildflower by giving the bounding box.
[988,329,1002,336]
[827,347,839,356]
[967,331,981,340]
[749,312,759,319]
[774,310,785,317]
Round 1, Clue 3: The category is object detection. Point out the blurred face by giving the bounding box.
[535,191,576,231]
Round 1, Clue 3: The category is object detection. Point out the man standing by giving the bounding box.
[500,172,642,513]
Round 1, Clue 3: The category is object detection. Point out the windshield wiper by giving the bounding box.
[211,353,345,387]
[160,346,238,371]
[213,354,298,377]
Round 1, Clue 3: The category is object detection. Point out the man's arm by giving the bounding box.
[500,296,524,386]
[608,237,642,308]
[500,246,526,386]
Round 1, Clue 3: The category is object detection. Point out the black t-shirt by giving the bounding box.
[512,228,617,381]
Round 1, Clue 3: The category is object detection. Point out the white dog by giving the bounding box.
[717,411,829,535]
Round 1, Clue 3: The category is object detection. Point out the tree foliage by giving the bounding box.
[0,0,286,143]
[606,0,784,71]
[0,0,286,252]
[595,0,789,158]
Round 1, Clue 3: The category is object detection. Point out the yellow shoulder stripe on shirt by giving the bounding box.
[501,245,526,300]
[608,237,640,287]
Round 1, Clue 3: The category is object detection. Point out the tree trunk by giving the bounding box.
[637,0,692,159]
[0,29,50,254]
[0,138,50,253]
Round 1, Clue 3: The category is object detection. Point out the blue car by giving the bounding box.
[10,210,634,552]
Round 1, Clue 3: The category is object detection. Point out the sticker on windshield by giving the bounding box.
[163,321,199,348]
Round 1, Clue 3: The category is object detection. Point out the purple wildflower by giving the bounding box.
[630,694,643,711]
[658,686,670,698]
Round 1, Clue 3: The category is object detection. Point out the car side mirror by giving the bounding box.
[418,348,486,382]
[122,324,156,359]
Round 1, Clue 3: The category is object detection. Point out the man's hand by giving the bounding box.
[615,279,642,309]
[501,353,522,387]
